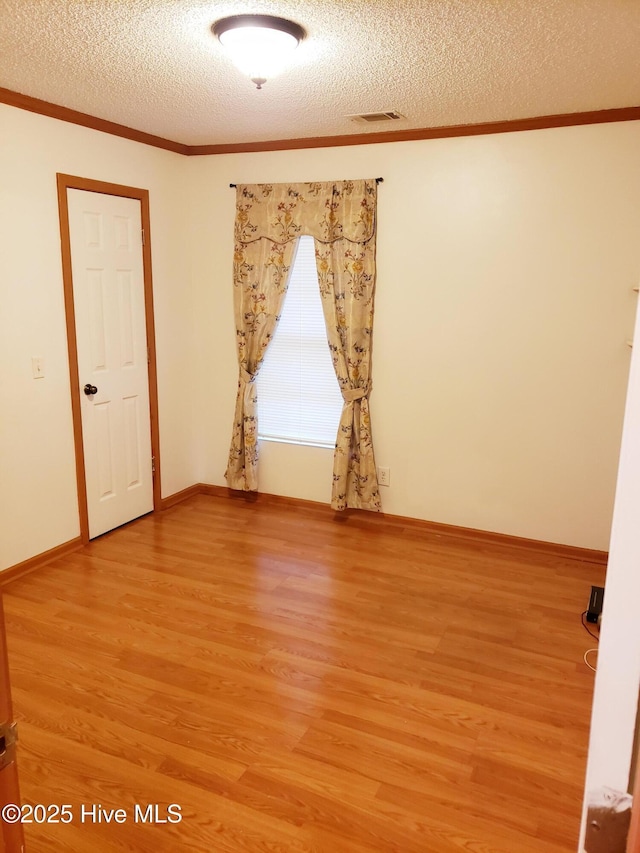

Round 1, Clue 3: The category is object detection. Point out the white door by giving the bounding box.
[67,189,154,538]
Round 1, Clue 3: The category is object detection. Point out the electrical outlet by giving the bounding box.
[378,466,390,486]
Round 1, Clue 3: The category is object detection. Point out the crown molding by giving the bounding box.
[0,87,189,155]
[2,87,640,156]
[187,106,640,154]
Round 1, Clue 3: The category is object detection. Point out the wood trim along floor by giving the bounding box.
[0,538,83,587]
[159,484,204,511]
[0,484,608,588]
[163,484,610,567]
[2,87,640,155]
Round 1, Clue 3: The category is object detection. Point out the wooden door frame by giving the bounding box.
[56,174,162,544]
[0,592,24,853]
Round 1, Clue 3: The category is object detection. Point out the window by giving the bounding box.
[258,236,343,447]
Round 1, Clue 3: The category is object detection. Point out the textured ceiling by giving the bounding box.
[1,0,640,146]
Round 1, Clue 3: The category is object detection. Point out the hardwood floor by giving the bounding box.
[2,494,604,852]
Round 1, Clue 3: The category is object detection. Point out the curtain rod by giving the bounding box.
[228,178,383,188]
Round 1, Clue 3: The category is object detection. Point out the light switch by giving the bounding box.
[32,357,45,379]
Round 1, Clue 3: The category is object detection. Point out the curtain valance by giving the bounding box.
[235,180,376,245]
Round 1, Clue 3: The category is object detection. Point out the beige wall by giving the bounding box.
[0,105,199,570]
[189,122,640,550]
[2,108,639,571]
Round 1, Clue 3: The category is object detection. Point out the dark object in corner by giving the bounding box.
[584,787,632,853]
[587,585,605,624]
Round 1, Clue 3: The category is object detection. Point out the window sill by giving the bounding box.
[258,436,335,450]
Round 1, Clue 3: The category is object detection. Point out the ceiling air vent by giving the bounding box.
[348,111,404,124]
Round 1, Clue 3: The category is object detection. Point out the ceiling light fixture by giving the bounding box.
[212,14,306,90]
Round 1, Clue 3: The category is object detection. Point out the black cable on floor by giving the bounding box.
[581,610,600,642]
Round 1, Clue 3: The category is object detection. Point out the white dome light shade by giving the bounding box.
[213,15,305,89]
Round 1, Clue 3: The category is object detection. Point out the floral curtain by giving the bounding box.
[225,179,381,512]
[224,236,296,491]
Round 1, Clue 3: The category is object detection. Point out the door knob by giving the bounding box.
[83,384,98,396]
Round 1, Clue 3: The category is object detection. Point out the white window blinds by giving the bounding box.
[257,235,343,447]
